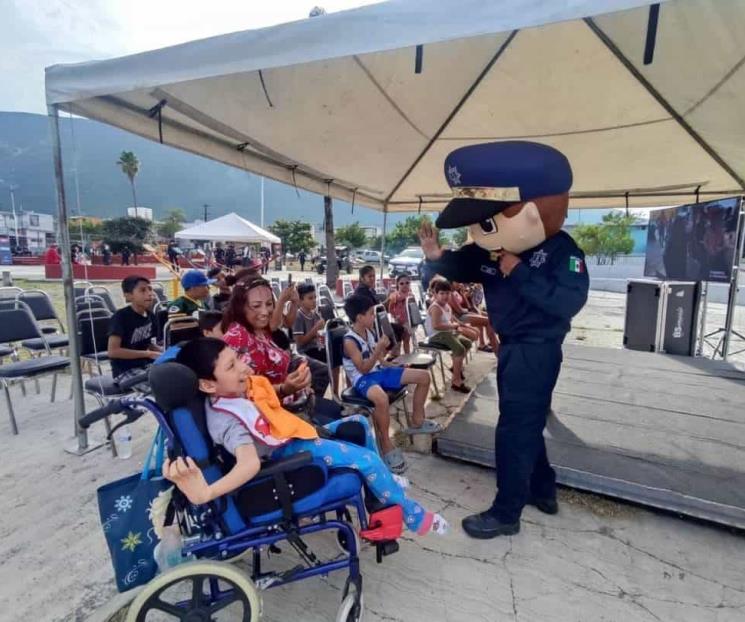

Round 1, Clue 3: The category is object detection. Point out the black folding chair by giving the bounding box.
[406,297,448,388]
[73,280,94,301]
[0,305,70,434]
[164,316,202,348]
[78,311,112,374]
[86,286,117,314]
[318,296,336,322]
[17,289,69,341]
[374,304,439,398]
[151,282,167,303]
[323,318,408,418]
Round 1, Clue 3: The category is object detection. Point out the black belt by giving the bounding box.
[499,336,561,345]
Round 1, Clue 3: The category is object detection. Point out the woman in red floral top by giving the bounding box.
[221,279,308,398]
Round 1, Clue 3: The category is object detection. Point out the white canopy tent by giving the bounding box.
[175,212,281,244]
[44,0,745,450]
[46,0,745,211]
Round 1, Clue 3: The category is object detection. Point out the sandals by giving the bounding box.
[403,419,444,435]
[451,383,472,394]
[382,448,408,474]
[478,345,494,353]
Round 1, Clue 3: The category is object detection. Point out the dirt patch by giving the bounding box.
[558,487,638,520]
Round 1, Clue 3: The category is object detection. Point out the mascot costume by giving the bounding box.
[419,141,589,539]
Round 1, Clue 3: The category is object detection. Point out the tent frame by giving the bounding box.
[45,4,745,452]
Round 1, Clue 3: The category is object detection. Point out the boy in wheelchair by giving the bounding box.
[164,337,448,536]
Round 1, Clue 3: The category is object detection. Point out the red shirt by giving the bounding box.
[222,322,290,384]
[44,247,61,265]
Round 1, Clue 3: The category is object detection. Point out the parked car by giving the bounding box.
[316,246,353,274]
[354,249,389,264]
[388,247,425,278]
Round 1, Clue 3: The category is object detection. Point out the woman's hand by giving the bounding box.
[284,361,312,394]
[279,283,298,304]
[162,456,213,505]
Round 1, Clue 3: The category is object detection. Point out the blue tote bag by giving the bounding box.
[97,428,172,592]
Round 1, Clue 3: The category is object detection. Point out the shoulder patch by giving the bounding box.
[568,256,585,273]
[168,305,181,313]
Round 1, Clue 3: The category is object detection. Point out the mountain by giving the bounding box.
[0,111,405,229]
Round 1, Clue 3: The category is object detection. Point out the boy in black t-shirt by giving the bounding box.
[108,275,161,382]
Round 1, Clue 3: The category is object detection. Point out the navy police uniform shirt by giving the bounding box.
[427,232,589,341]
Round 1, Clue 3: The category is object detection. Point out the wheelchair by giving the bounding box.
[81,360,404,622]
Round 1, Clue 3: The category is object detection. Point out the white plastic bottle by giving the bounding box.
[155,525,184,572]
[114,424,133,459]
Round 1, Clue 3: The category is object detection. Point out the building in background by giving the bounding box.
[0,210,55,252]
[127,206,153,220]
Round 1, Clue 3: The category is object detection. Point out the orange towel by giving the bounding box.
[245,376,318,441]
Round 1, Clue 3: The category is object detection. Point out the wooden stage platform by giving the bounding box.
[436,344,745,529]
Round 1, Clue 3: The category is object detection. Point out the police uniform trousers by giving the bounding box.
[491,339,561,522]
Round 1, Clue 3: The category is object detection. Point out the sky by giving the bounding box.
[0,0,381,113]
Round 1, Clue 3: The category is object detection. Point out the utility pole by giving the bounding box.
[260,177,265,228]
[9,186,19,245]
[203,204,209,222]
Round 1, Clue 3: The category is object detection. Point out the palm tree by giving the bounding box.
[116,151,140,217]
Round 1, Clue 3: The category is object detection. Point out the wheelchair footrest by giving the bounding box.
[375,540,399,563]
[359,506,403,543]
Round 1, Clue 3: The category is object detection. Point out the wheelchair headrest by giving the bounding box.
[149,362,200,412]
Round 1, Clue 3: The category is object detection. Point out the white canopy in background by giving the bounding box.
[45,0,745,212]
[175,212,280,244]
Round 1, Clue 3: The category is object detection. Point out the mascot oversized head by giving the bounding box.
[435,141,572,252]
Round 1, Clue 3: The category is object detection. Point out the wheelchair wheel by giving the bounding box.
[336,588,364,622]
[125,561,261,622]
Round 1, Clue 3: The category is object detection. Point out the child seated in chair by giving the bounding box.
[107,275,162,385]
[425,279,473,394]
[342,294,442,475]
[162,338,448,536]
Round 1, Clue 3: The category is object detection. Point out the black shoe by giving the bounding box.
[527,496,559,515]
[461,511,520,539]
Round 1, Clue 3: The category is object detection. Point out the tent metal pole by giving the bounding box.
[696,280,708,356]
[47,104,89,453]
[380,206,388,278]
[721,204,745,360]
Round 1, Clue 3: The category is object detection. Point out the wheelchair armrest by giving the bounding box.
[257,451,313,478]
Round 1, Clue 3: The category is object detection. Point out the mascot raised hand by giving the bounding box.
[419,141,589,540]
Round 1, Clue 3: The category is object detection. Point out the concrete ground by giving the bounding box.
[1,373,744,622]
[1,264,744,621]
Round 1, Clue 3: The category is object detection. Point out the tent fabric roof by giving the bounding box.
[45,0,745,211]
[175,212,281,243]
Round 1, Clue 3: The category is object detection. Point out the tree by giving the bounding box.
[157,208,186,239]
[268,219,315,254]
[385,215,443,254]
[68,218,103,246]
[102,217,152,259]
[336,222,368,248]
[571,211,635,265]
[451,227,469,247]
[116,151,140,216]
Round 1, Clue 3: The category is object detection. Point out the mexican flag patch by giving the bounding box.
[569,256,584,273]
